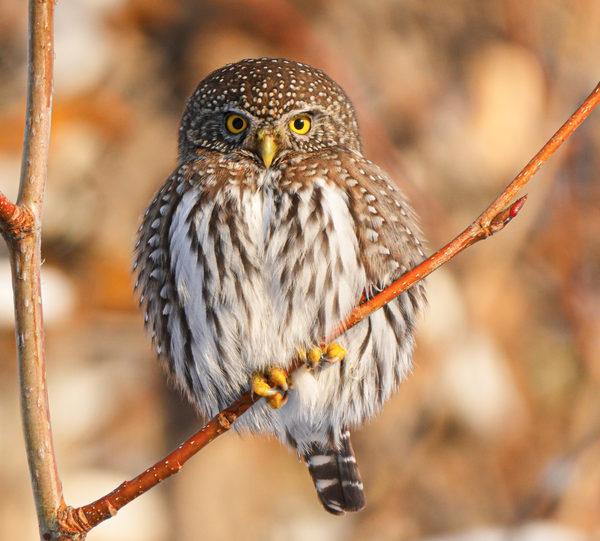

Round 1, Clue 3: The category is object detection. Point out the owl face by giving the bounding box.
[178,58,362,166]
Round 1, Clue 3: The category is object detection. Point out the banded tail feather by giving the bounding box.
[303,429,366,515]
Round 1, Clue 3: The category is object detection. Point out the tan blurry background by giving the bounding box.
[1,1,600,540]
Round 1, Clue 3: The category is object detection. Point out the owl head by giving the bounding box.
[178,58,362,166]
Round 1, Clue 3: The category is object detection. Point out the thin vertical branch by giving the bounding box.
[18,0,55,217]
[0,1,65,540]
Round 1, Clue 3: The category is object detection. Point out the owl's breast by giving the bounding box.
[261,176,367,347]
[167,168,368,376]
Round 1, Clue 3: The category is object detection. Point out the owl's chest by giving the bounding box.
[170,173,366,352]
[175,171,363,294]
[240,173,359,265]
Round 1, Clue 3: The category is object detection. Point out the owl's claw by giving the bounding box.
[252,367,290,409]
[364,284,382,301]
[322,342,347,363]
[298,343,346,370]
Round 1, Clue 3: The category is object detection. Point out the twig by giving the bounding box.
[55,82,600,534]
[0,1,65,540]
[0,192,20,225]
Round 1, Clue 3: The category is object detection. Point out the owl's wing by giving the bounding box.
[350,156,425,289]
[307,148,426,290]
[265,148,426,362]
[134,165,195,389]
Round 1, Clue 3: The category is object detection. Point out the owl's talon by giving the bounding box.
[269,367,289,392]
[364,284,382,301]
[266,392,289,409]
[308,347,323,369]
[297,346,322,370]
[252,367,290,409]
[252,376,277,397]
[322,342,346,363]
[302,343,346,370]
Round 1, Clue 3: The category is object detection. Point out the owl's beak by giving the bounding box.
[256,130,279,168]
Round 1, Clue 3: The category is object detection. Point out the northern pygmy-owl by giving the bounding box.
[134,58,426,515]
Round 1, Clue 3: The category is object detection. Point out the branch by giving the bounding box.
[0,1,65,540]
[58,81,600,535]
[18,0,55,218]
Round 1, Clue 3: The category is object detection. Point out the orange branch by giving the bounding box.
[59,80,600,535]
[0,191,19,226]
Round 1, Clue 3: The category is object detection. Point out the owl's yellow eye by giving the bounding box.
[289,115,312,135]
[225,114,248,134]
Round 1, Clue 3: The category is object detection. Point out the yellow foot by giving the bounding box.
[297,342,347,370]
[252,367,290,409]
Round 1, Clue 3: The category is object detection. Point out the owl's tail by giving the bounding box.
[303,429,366,515]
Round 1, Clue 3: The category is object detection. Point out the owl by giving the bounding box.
[134,58,426,515]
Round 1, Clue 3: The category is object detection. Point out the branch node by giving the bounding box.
[218,411,238,429]
[106,501,118,517]
[0,201,38,242]
[489,195,528,233]
[57,504,92,535]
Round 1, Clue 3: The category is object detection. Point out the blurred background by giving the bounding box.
[1,0,600,540]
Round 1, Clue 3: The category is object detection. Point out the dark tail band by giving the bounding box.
[303,429,366,515]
